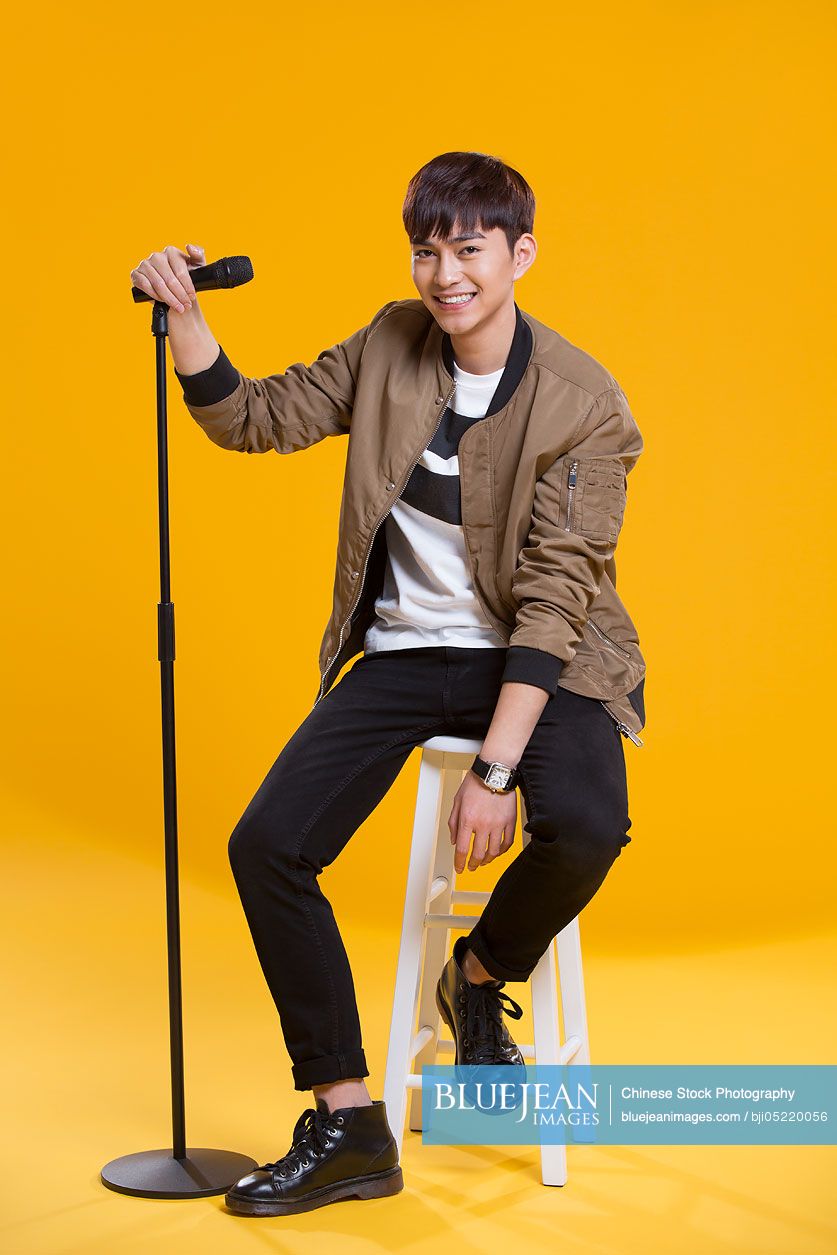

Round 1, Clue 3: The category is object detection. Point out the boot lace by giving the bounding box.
[261,1107,341,1177]
[463,981,524,1064]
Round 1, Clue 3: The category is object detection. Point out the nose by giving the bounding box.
[434,252,463,288]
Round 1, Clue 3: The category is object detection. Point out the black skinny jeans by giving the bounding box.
[227,645,632,1091]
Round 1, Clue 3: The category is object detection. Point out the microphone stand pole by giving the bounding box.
[100,298,257,1197]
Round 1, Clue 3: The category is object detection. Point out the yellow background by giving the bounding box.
[3,1,835,1251]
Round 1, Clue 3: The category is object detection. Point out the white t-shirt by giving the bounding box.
[363,360,509,654]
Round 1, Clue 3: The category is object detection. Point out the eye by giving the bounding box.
[412,245,481,259]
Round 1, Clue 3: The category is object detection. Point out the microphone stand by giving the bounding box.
[101,298,257,1197]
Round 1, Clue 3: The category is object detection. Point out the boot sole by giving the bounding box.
[225,1164,404,1216]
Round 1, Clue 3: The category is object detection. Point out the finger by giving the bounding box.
[455,819,475,872]
[157,257,193,309]
[185,243,206,273]
[173,263,196,302]
[468,830,489,870]
[448,801,460,844]
[166,246,198,300]
[499,828,515,856]
[130,269,155,297]
[136,260,184,310]
[484,829,504,863]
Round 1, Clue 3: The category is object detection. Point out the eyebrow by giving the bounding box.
[412,232,487,246]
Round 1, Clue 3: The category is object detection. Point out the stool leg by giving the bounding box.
[530,931,568,1186]
[556,916,591,1069]
[521,802,567,1187]
[384,751,445,1159]
[523,794,591,1187]
[409,757,464,1134]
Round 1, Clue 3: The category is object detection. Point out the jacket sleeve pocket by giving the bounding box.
[567,456,628,544]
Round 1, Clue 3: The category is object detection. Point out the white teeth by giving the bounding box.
[438,293,475,304]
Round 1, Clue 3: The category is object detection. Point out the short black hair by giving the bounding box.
[403,151,535,257]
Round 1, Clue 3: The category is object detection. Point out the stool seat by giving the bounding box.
[383,733,590,1187]
[419,734,482,753]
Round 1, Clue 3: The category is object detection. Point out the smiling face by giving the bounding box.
[410,221,536,333]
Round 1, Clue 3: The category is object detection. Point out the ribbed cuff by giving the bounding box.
[501,645,564,695]
[174,344,240,406]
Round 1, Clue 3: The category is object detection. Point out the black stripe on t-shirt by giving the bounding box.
[400,405,488,525]
[400,461,462,525]
[427,407,483,460]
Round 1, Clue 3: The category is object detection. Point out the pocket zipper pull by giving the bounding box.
[565,460,579,530]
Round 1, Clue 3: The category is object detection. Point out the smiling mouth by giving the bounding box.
[433,292,477,307]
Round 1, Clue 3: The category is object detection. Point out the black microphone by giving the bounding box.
[131,255,254,303]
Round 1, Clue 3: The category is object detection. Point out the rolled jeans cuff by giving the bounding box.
[291,1048,370,1092]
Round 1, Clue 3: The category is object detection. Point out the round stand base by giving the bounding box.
[100,1147,259,1198]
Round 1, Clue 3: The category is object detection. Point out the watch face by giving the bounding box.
[485,763,511,790]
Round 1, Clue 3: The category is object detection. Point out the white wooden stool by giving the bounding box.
[383,734,591,1187]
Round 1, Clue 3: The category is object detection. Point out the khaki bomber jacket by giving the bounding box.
[175,299,648,745]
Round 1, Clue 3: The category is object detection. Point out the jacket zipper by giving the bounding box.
[314,380,457,706]
[589,618,632,660]
[565,459,579,530]
[462,419,515,641]
[599,700,644,746]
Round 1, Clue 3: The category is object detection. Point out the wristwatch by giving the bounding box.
[470,755,521,794]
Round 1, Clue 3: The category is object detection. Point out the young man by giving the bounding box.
[131,150,646,1216]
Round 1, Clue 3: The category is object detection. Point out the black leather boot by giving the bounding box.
[436,935,526,1066]
[225,1098,403,1216]
[435,936,527,1114]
